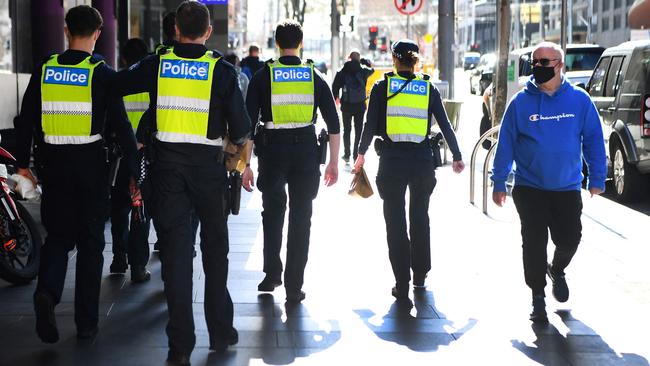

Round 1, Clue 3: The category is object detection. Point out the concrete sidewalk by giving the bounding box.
[1,151,649,365]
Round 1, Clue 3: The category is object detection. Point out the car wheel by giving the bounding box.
[612,141,646,202]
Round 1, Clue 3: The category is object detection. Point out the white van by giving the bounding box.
[505,44,605,102]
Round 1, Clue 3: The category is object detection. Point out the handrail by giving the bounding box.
[469,125,500,214]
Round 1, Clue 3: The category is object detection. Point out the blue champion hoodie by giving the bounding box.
[492,76,607,192]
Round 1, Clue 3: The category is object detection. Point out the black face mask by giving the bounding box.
[533,65,555,84]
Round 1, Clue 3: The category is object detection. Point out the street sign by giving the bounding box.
[394,0,423,15]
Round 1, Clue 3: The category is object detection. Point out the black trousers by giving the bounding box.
[256,135,320,292]
[110,164,150,267]
[35,145,108,332]
[341,109,365,160]
[376,149,436,290]
[150,161,233,355]
[512,185,583,296]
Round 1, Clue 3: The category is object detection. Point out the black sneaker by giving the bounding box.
[34,292,59,344]
[131,266,151,283]
[257,275,282,292]
[286,289,306,303]
[77,326,98,340]
[547,264,569,303]
[530,294,548,324]
[413,273,427,288]
[167,350,191,366]
[110,256,128,274]
[209,327,239,353]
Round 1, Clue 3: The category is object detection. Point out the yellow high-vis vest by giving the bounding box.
[123,92,149,131]
[385,74,430,143]
[41,55,104,145]
[268,60,314,129]
[156,49,221,146]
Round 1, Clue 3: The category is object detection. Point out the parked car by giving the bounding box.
[587,40,650,202]
[470,53,496,95]
[506,44,605,102]
[463,51,480,70]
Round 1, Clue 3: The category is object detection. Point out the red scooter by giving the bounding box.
[0,146,42,285]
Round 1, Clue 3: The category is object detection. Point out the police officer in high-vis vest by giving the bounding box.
[108,38,151,283]
[354,40,465,303]
[242,20,341,303]
[14,5,138,343]
[113,2,249,363]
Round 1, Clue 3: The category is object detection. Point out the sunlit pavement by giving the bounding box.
[1,69,649,365]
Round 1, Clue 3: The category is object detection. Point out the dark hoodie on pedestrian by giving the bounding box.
[332,60,374,113]
[492,76,606,192]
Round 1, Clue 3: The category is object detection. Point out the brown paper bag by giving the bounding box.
[348,167,374,198]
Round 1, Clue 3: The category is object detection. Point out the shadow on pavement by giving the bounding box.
[205,293,341,366]
[355,288,476,352]
[512,310,650,366]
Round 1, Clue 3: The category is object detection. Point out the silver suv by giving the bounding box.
[587,40,650,202]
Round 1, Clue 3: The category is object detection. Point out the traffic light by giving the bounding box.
[369,26,378,51]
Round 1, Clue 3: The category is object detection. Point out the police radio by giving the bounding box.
[317,129,329,165]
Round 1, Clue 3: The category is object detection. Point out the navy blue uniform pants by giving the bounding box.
[110,163,150,267]
[35,145,108,333]
[256,134,320,292]
[376,148,436,291]
[512,185,582,296]
[150,161,233,355]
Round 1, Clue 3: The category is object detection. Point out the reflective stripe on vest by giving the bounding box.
[268,61,314,129]
[156,50,221,146]
[41,55,103,145]
[123,92,149,131]
[386,75,430,143]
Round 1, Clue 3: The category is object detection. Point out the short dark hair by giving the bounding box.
[121,38,149,67]
[175,1,210,40]
[162,12,176,42]
[248,43,260,54]
[65,5,103,38]
[275,20,302,50]
[224,52,239,66]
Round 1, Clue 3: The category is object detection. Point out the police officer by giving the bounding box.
[15,5,138,343]
[354,40,464,302]
[242,20,341,303]
[108,38,151,283]
[113,2,249,363]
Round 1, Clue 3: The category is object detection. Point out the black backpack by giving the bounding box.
[342,71,367,104]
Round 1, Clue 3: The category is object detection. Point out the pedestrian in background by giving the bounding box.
[114,1,250,363]
[491,41,606,324]
[109,38,152,283]
[224,51,250,100]
[242,19,340,303]
[16,5,138,343]
[240,43,265,79]
[354,40,464,303]
[332,50,374,166]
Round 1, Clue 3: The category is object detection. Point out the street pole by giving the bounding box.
[587,0,592,43]
[560,0,568,53]
[567,0,573,44]
[438,0,454,98]
[331,0,340,74]
[407,14,411,39]
[539,2,546,41]
[493,0,511,127]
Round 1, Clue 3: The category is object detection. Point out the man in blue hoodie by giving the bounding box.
[491,42,606,323]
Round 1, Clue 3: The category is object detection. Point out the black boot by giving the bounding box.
[131,266,151,283]
[530,294,548,323]
[34,291,59,344]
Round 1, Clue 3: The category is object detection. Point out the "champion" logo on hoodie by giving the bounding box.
[529,113,576,122]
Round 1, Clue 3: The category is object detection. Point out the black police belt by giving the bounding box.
[257,122,316,145]
[380,137,430,149]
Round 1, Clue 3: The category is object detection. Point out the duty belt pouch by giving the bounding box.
[253,122,266,156]
[373,138,384,156]
[430,133,443,169]
[229,170,242,215]
[317,128,329,164]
